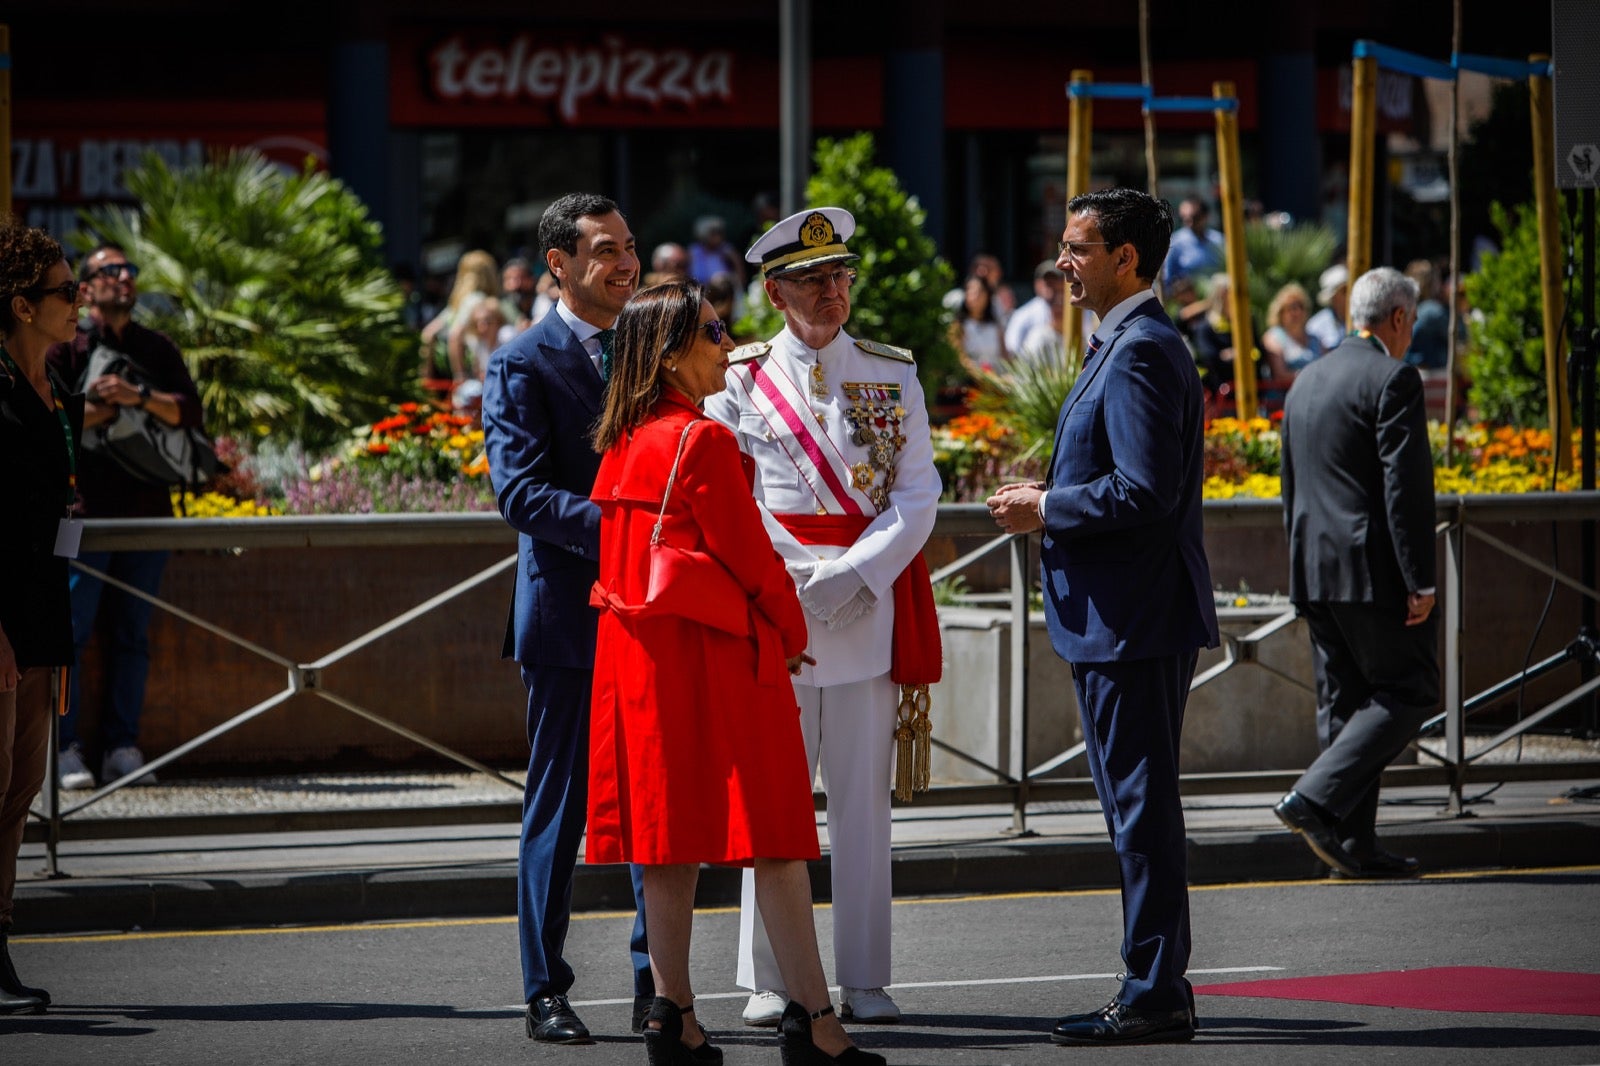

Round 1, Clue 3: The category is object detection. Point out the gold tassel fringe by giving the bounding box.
[894,683,933,802]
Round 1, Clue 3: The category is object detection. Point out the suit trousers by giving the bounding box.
[1294,601,1440,852]
[516,663,651,1002]
[737,672,897,992]
[1072,653,1197,1013]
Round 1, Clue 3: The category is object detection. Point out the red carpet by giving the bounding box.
[1195,967,1600,1016]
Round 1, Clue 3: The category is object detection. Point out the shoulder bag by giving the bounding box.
[78,345,221,488]
[642,420,751,636]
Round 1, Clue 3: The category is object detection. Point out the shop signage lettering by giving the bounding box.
[12,137,206,200]
[429,35,734,122]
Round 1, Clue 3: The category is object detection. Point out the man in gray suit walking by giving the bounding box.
[1274,265,1439,880]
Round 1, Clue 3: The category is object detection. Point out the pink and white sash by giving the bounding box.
[729,357,874,516]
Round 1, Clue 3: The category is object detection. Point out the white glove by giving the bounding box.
[798,558,868,621]
[824,586,877,630]
[786,559,819,589]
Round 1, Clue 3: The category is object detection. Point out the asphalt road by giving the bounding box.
[5,867,1599,1066]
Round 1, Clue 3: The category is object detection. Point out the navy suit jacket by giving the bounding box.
[1039,297,1219,663]
[482,309,606,669]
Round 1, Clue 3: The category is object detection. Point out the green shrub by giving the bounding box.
[1463,200,1594,428]
[736,133,960,398]
[78,149,415,453]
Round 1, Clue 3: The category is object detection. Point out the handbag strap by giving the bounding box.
[651,420,698,546]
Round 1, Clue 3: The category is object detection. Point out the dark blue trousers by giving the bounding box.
[66,549,169,751]
[517,663,651,1002]
[1071,652,1197,1013]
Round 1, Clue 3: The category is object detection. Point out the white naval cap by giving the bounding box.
[745,207,859,279]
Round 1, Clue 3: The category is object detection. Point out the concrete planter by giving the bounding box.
[929,606,1323,784]
[70,506,1600,774]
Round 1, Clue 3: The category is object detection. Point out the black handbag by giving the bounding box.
[79,347,221,488]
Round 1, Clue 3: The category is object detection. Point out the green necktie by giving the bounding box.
[597,328,616,382]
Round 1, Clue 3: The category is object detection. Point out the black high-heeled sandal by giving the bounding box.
[641,996,723,1066]
[777,1000,887,1066]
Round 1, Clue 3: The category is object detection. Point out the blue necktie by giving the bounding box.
[1085,334,1103,359]
[597,328,615,382]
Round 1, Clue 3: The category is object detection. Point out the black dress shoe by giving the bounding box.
[1274,791,1360,877]
[0,988,44,1015]
[1050,1001,1195,1045]
[1339,847,1421,879]
[526,993,593,1044]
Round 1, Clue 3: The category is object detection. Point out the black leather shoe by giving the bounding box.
[0,988,44,1015]
[1340,847,1421,879]
[526,993,593,1044]
[1052,996,1119,1027]
[1050,1001,1195,1045]
[1274,791,1360,877]
[0,931,49,1006]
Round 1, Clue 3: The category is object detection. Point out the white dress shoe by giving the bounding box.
[742,989,787,1027]
[840,986,900,1023]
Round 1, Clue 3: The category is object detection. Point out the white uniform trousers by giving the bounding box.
[736,672,898,991]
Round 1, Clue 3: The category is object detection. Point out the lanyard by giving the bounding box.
[1355,329,1388,357]
[0,344,77,510]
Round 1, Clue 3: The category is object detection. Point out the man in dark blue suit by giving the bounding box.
[482,192,651,1045]
[988,188,1219,1046]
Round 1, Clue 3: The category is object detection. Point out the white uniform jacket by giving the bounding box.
[704,326,941,687]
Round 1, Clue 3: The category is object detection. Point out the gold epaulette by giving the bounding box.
[854,338,915,364]
[728,341,772,364]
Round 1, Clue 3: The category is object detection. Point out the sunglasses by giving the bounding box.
[87,261,140,281]
[25,280,81,303]
[700,319,728,344]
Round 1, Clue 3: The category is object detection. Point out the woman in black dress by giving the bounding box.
[0,217,85,1014]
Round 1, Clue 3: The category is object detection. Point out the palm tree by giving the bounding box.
[78,149,415,453]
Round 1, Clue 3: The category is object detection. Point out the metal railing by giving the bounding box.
[29,496,1600,867]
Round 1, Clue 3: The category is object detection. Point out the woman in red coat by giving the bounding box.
[589,281,884,1066]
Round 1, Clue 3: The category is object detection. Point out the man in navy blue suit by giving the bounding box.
[482,192,652,1045]
[988,188,1218,1046]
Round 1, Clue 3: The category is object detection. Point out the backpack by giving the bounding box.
[78,345,222,489]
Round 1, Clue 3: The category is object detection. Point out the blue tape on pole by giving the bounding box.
[1066,82,1152,101]
[1353,39,1457,81]
[1454,53,1553,79]
[0,55,10,71]
[1146,96,1237,113]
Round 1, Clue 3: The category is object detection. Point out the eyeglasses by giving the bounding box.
[1057,241,1113,261]
[88,261,140,281]
[778,267,857,294]
[25,280,81,303]
[700,319,729,344]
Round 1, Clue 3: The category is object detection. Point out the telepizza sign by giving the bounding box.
[390,26,863,128]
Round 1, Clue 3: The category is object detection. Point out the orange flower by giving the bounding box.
[367,442,390,455]
[398,402,420,414]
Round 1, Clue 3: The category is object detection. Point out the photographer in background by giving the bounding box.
[46,244,205,791]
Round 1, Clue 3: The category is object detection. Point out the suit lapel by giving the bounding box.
[1049,301,1158,477]
[538,314,604,415]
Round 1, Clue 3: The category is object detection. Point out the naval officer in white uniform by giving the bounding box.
[703,206,942,1027]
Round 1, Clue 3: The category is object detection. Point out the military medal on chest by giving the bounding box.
[809,361,828,400]
[842,381,907,512]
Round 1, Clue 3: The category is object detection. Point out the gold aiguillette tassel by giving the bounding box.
[910,684,932,793]
[893,686,916,802]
